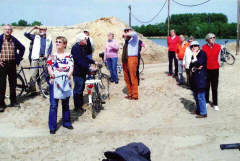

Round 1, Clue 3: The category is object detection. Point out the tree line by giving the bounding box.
[133,13,237,39]
[1,19,42,27]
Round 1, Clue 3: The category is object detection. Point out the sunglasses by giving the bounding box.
[56,41,63,44]
[192,45,199,47]
[210,37,215,39]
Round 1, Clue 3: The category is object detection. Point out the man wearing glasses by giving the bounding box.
[202,33,221,111]
[0,24,25,112]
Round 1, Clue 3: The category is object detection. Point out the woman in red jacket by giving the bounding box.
[202,33,221,111]
[167,29,180,77]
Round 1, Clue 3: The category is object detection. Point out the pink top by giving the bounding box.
[167,36,180,52]
[104,40,119,59]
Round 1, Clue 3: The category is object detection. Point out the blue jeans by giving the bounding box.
[178,60,184,83]
[49,84,72,131]
[193,90,207,115]
[73,76,86,109]
[106,57,118,82]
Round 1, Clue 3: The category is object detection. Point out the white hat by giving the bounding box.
[76,33,88,42]
[83,29,89,33]
[190,41,200,47]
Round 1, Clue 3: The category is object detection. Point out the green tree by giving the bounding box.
[133,13,236,38]
[11,22,17,26]
[18,19,28,26]
[31,21,42,26]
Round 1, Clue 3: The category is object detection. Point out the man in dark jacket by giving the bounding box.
[0,24,25,112]
[71,33,96,113]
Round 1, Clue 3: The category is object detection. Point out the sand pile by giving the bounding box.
[0,17,167,64]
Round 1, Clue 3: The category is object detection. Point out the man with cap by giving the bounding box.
[71,33,97,113]
[24,25,53,92]
[202,33,221,111]
[0,24,25,112]
[122,27,139,100]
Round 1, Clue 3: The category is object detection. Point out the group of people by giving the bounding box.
[168,29,221,118]
[0,24,142,134]
[0,23,222,135]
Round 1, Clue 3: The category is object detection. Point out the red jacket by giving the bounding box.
[202,43,221,70]
[167,36,180,52]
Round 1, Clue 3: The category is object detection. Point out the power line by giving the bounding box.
[172,0,211,7]
[131,0,168,24]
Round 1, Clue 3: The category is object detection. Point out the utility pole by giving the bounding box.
[128,5,132,27]
[167,0,170,36]
[237,0,240,55]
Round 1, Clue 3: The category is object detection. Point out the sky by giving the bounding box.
[0,0,237,26]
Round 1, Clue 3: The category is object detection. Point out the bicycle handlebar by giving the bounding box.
[224,40,229,44]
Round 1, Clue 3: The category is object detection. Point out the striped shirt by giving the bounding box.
[0,36,15,62]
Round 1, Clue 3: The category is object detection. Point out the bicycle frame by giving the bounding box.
[17,65,48,87]
[85,79,101,104]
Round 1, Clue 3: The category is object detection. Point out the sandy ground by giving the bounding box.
[0,48,240,160]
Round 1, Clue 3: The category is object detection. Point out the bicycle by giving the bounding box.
[220,40,235,66]
[85,63,110,119]
[16,59,50,98]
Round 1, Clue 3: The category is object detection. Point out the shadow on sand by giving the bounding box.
[180,97,196,113]
[56,94,88,131]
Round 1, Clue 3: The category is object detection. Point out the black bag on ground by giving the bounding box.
[102,142,151,161]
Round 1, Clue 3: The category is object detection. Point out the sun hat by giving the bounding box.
[76,33,88,42]
[124,27,132,32]
[205,33,215,41]
[190,41,200,47]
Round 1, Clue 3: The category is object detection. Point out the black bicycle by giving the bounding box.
[16,59,50,98]
[220,40,235,66]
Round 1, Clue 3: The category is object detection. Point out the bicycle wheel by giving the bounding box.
[99,74,110,100]
[139,57,144,74]
[39,74,50,98]
[225,52,235,65]
[16,74,25,97]
[91,86,102,119]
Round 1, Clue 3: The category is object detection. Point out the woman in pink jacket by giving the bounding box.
[104,32,119,84]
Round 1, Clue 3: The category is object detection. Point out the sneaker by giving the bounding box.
[168,73,172,76]
[213,106,219,111]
